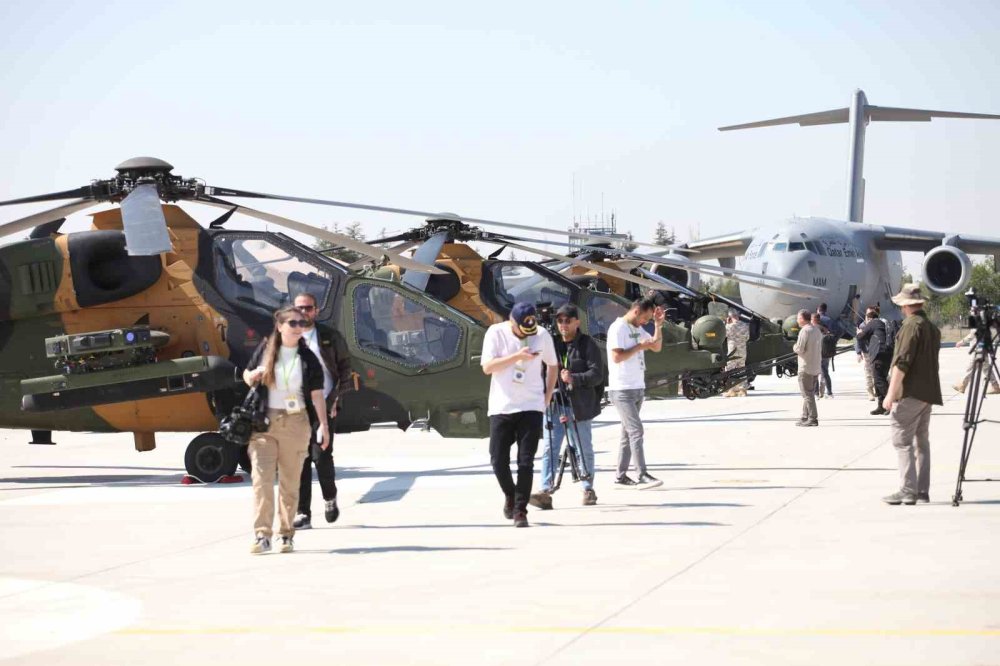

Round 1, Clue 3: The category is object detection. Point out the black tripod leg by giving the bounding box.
[954,355,986,506]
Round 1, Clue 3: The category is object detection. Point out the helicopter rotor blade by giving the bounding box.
[343,240,420,270]
[0,186,95,207]
[635,267,700,298]
[119,183,172,255]
[205,184,694,253]
[196,196,445,275]
[497,240,673,293]
[402,231,450,291]
[0,198,98,240]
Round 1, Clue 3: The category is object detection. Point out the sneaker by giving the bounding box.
[827,393,834,399]
[528,491,553,510]
[882,491,917,505]
[325,498,340,523]
[503,496,514,520]
[513,511,529,528]
[637,473,663,490]
[870,407,887,416]
[795,421,818,427]
[953,381,966,393]
[916,493,930,503]
[614,475,638,487]
[250,535,272,554]
[582,489,598,506]
[293,513,312,530]
[279,536,294,553]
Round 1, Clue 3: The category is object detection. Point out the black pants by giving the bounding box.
[871,352,892,403]
[489,411,543,513]
[298,413,337,516]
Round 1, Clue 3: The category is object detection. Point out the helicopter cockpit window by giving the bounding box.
[213,236,334,312]
[353,284,461,367]
[494,265,572,311]
[586,294,628,341]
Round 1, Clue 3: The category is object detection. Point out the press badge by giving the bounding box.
[284,396,303,414]
[512,364,526,384]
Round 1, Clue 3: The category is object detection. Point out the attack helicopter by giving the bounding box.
[350,216,822,398]
[0,158,496,481]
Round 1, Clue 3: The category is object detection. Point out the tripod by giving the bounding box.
[546,383,592,492]
[952,319,999,506]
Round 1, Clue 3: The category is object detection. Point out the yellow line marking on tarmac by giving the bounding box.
[116,625,1000,637]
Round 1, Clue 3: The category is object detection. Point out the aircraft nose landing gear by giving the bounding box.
[183,432,240,483]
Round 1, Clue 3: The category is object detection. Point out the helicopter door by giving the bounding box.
[578,290,629,342]
[346,280,466,375]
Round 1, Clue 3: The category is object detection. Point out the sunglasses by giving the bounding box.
[282,319,310,328]
[297,305,316,312]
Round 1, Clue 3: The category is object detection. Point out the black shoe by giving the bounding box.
[293,513,311,530]
[324,498,340,523]
[637,473,663,490]
[871,407,888,416]
[614,475,638,487]
[513,511,529,528]
[916,493,930,503]
[503,496,514,520]
[795,421,818,427]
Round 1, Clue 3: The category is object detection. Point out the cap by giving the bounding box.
[555,303,579,319]
[891,283,926,307]
[510,302,538,336]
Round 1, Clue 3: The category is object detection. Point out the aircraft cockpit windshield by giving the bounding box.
[212,234,338,313]
[491,264,572,312]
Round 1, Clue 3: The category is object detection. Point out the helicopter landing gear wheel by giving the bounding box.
[184,433,239,483]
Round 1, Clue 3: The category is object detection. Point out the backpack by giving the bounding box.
[821,332,837,359]
[880,318,900,353]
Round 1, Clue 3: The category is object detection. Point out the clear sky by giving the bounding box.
[2,0,999,271]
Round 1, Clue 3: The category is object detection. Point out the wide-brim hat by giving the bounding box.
[891,283,926,307]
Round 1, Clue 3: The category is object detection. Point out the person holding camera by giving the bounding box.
[291,292,353,530]
[529,303,605,509]
[608,297,665,489]
[856,307,891,415]
[481,302,558,528]
[242,305,329,554]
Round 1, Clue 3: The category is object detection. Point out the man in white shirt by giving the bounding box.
[607,297,665,489]
[793,308,823,427]
[481,302,559,527]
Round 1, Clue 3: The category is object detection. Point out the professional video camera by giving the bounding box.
[219,386,269,446]
[952,288,1000,506]
[535,301,556,332]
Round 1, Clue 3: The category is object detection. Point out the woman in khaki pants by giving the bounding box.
[242,306,329,554]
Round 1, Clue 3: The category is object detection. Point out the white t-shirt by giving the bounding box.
[302,328,334,397]
[607,317,652,391]
[481,323,558,416]
[268,346,304,409]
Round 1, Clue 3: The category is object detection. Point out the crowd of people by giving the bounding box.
[239,283,954,549]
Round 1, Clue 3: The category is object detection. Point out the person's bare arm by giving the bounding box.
[883,367,905,412]
[611,343,650,364]
[647,308,665,353]
[482,347,537,375]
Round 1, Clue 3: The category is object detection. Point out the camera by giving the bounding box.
[219,386,268,445]
[535,301,556,334]
[965,288,998,329]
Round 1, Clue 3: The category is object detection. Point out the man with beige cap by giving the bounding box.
[882,283,942,505]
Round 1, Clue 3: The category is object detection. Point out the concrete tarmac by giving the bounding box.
[1,347,998,664]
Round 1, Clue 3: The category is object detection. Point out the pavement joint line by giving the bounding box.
[112,625,1000,637]
[536,398,919,665]
[0,530,249,603]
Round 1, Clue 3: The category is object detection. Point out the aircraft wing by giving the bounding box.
[872,225,1000,260]
[677,230,755,261]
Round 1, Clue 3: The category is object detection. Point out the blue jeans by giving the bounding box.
[539,417,594,492]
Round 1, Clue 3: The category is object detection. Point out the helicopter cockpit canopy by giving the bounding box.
[211,233,344,316]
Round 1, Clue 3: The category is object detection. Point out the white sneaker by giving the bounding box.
[637,473,663,490]
[250,535,271,554]
[293,513,312,529]
[279,536,294,553]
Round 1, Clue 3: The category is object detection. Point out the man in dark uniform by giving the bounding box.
[292,292,353,529]
[856,308,891,415]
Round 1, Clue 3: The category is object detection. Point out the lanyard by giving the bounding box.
[278,351,298,391]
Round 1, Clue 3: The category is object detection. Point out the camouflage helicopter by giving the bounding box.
[0,157,500,481]
[348,216,821,398]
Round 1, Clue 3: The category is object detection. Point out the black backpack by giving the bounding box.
[880,318,900,353]
[821,332,837,359]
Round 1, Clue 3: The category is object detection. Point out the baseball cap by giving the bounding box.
[555,303,579,319]
[510,302,538,336]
